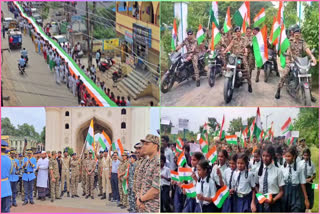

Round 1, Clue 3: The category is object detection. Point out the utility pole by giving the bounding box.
[88,2,96,67]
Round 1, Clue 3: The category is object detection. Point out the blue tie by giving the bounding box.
[263,168,268,194]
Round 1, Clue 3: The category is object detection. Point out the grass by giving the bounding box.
[311,146,319,213]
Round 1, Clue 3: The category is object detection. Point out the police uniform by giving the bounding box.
[70,153,80,197]
[118,153,129,208]
[49,151,61,202]
[180,37,200,81]
[81,152,88,196]
[22,150,37,205]
[46,151,51,198]
[97,152,103,196]
[1,141,13,213]
[9,151,20,207]
[33,151,39,198]
[101,150,111,200]
[85,152,96,198]
[61,154,71,197]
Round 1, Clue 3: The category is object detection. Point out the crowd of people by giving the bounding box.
[1,134,160,213]
[160,135,317,213]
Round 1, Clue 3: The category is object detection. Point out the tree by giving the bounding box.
[16,123,40,140]
[40,126,46,144]
[228,117,243,135]
[293,108,319,148]
[247,116,255,127]
[1,117,17,136]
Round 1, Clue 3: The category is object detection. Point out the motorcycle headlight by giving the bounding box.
[228,56,236,65]
[299,68,308,74]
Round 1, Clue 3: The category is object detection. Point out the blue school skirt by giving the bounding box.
[222,194,235,212]
[173,186,185,212]
[281,184,304,212]
[256,194,281,212]
[195,202,217,212]
[183,197,196,212]
[306,182,314,209]
[234,191,252,212]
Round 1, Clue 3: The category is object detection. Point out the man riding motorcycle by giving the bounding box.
[18,55,26,69]
[224,26,252,93]
[275,27,317,101]
[20,48,28,63]
[174,29,201,87]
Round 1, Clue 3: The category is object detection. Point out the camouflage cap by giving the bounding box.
[140,134,159,145]
[52,151,56,155]
[46,151,50,154]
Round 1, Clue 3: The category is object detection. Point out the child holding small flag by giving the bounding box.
[222,154,237,212]
[211,150,228,189]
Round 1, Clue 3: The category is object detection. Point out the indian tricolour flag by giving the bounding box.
[199,132,208,154]
[178,167,193,182]
[196,24,205,45]
[98,130,112,151]
[210,22,221,51]
[171,170,179,182]
[122,165,129,195]
[256,193,272,204]
[253,8,265,27]
[233,2,250,27]
[181,183,197,198]
[253,25,268,68]
[226,135,237,145]
[176,144,183,153]
[312,184,318,190]
[259,130,264,142]
[249,118,256,140]
[241,13,247,35]
[241,127,248,147]
[279,24,290,68]
[219,115,225,140]
[281,117,293,136]
[253,107,263,140]
[177,137,184,148]
[86,119,95,156]
[112,139,124,156]
[177,152,187,167]
[210,2,219,27]
[212,185,229,208]
[171,19,178,51]
[206,146,217,164]
[269,16,279,46]
[223,7,232,33]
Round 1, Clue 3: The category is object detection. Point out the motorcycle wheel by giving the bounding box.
[224,77,233,103]
[161,72,175,93]
[301,86,311,106]
[208,68,216,87]
[264,63,270,82]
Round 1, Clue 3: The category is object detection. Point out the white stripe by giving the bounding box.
[256,32,267,63]
[254,12,265,22]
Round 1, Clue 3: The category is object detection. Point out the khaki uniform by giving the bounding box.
[181,38,200,81]
[85,158,96,197]
[101,156,111,195]
[246,34,255,79]
[134,158,148,197]
[81,156,87,195]
[97,157,103,195]
[118,159,129,206]
[49,158,60,200]
[70,158,80,196]
[278,38,309,88]
[61,156,70,194]
[218,34,233,68]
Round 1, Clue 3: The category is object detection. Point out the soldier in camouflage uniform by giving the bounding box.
[136,134,160,213]
[60,150,71,197]
[70,153,80,198]
[175,29,201,87]
[245,27,255,80]
[81,152,88,196]
[46,151,51,198]
[49,151,61,202]
[218,29,233,69]
[128,154,137,212]
[275,27,317,101]
[118,152,130,209]
[225,26,252,93]
[97,151,103,197]
[85,151,96,199]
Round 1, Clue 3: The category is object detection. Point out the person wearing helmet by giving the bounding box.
[174,29,201,87]
[275,27,317,101]
[224,26,252,93]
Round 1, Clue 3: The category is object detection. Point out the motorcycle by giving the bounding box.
[286,56,315,106]
[112,67,126,82]
[207,50,223,87]
[99,57,115,72]
[18,63,25,75]
[223,54,247,103]
[22,55,28,66]
[161,51,206,93]
[263,48,279,82]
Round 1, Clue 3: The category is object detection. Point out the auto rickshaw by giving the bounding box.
[8,29,22,49]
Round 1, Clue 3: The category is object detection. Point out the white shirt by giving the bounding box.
[164,147,175,170]
[249,159,261,175]
[161,166,171,186]
[298,159,316,179]
[196,176,216,205]
[281,162,306,185]
[233,170,255,194]
[223,167,235,189]
[211,163,228,186]
[36,158,49,188]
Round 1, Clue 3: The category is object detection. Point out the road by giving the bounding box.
[1,2,78,106]
[161,67,319,107]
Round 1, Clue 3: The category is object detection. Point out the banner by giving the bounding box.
[13,2,116,107]
[103,38,119,50]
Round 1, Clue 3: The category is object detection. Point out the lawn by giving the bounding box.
[311,146,319,213]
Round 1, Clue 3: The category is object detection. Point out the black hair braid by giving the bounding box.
[258,146,275,176]
[303,148,312,166]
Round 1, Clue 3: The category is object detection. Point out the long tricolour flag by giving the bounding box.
[253,25,268,68]
[177,152,187,167]
[86,119,95,155]
[254,107,263,140]
[270,16,279,46]
[212,185,229,208]
[253,8,265,27]
[13,2,116,107]
[279,24,290,68]
[181,183,197,198]
[226,135,237,145]
[178,167,193,182]
[176,144,183,153]
[171,170,179,182]
[122,165,129,195]
[171,19,178,51]
[241,126,248,147]
[233,2,250,27]
[98,130,112,151]
[196,24,205,45]
[249,118,256,140]
[210,22,221,51]
[256,193,272,204]
[199,132,208,154]
[176,137,184,148]
[281,117,293,136]
[206,146,217,164]
[112,139,124,156]
[223,7,232,33]
[210,2,219,27]
[219,115,225,140]
[241,13,247,35]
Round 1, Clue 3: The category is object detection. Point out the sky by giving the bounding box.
[150,107,160,136]
[161,107,300,136]
[1,107,46,133]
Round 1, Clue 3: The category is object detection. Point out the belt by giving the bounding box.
[103,168,109,170]
[24,172,33,174]
[1,178,8,181]
[236,192,250,198]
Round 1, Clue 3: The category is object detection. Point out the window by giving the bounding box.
[121,108,126,115]
[121,122,126,129]
[65,123,69,129]
[65,111,70,116]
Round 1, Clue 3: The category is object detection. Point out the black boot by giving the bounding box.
[248,85,252,93]
[101,193,106,200]
[82,192,86,196]
[98,193,102,197]
[275,88,281,99]
[196,80,200,87]
[67,192,70,197]
[311,94,317,102]
[108,193,112,201]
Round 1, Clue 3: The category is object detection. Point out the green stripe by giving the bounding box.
[252,36,264,68]
[223,23,230,33]
[179,176,193,182]
[202,144,208,154]
[233,11,243,27]
[272,27,281,43]
[215,191,229,208]
[227,140,237,145]
[86,135,94,145]
[186,191,197,198]
[179,158,186,167]
[253,17,265,28]
[98,138,106,150]
[209,155,217,164]
[172,177,179,182]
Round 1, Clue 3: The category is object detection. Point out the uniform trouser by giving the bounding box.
[118,177,124,204]
[161,185,171,212]
[192,55,200,81]
[21,178,25,199]
[1,196,10,213]
[33,177,37,196]
[23,179,34,202]
[120,178,128,206]
[248,52,255,79]
[47,174,51,196]
[278,62,290,88]
[51,177,60,200]
[82,172,87,194]
[128,188,136,211]
[86,173,94,197]
[70,173,79,196]
[242,57,252,85]
[111,173,120,201]
[10,181,18,205]
[102,170,110,195]
[98,171,103,194]
[61,169,70,194]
